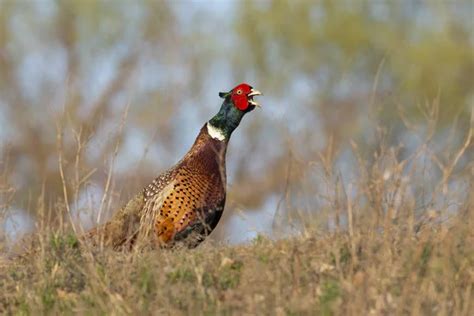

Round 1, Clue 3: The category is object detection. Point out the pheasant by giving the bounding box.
[84,83,262,249]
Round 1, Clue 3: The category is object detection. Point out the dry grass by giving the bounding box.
[0,104,473,315]
[0,217,472,315]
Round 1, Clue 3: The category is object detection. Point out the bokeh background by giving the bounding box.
[0,0,472,245]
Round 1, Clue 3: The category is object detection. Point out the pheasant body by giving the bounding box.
[142,124,227,247]
[84,83,261,249]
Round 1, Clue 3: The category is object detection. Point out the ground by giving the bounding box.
[0,216,472,315]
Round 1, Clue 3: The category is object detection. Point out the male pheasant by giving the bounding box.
[84,83,262,249]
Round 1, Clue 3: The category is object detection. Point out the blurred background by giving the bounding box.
[0,0,472,245]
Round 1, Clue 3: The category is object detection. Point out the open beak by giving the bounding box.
[248,89,262,107]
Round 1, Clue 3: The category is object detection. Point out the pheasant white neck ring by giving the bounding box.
[207,122,226,141]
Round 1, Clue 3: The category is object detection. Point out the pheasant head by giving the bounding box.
[208,83,262,140]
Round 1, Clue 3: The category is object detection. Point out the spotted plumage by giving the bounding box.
[84,83,262,249]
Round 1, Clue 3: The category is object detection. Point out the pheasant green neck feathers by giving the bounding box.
[208,99,246,141]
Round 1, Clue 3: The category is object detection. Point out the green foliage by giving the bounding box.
[257,253,270,264]
[167,267,196,284]
[330,243,352,268]
[202,271,215,289]
[319,279,341,316]
[15,298,30,316]
[339,244,352,266]
[419,241,433,277]
[138,266,155,295]
[236,1,473,125]
[49,233,79,253]
[40,285,56,313]
[252,234,266,245]
[218,260,244,290]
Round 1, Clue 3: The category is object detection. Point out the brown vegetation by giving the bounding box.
[0,2,473,315]
[0,206,472,314]
[1,104,472,314]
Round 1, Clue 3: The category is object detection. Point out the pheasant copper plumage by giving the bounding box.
[84,83,262,249]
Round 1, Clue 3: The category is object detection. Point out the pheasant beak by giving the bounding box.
[248,89,262,107]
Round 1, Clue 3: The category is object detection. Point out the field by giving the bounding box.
[1,197,472,315]
[1,107,473,315]
[0,2,473,315]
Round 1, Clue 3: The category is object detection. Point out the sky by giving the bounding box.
[1,0,472,247]
[0,1,278,246]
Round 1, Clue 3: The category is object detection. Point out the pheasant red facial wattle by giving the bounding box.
[229,83,262,110]
[231,83,252,110]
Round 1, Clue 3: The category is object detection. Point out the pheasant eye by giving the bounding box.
[236,89,242,95]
